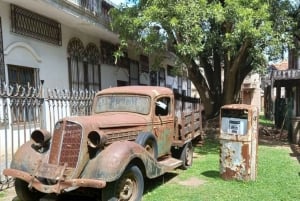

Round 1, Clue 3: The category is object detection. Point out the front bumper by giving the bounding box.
[3,168,106,194]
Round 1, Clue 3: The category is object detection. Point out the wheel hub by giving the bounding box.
[119,178,134,200]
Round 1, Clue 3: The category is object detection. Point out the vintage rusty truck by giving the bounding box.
[3,86,204,201]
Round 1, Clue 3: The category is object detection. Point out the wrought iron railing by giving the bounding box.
[63,0,112,28]
[0,83,95,190]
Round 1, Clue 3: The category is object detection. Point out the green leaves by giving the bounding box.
[109,0,297,117]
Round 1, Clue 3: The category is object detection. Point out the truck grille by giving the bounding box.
[49,121,82,168]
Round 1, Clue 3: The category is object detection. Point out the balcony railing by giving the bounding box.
[66,0,100,14]
[273,69,300,80]
[61,0,112,28]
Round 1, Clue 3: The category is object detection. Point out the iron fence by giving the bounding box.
[0,83,95,190]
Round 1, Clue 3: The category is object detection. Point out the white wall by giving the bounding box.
[0,1,191,93]
[0,1,120,91]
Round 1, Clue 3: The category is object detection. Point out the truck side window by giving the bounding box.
[155,97,170,116]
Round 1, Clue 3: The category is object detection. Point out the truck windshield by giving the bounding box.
[94,95,150,114]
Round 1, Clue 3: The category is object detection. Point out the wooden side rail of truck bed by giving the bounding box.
[173,105,204,146]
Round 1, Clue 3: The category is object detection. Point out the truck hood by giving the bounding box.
[64,112,150,128]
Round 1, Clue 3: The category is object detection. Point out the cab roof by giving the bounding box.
[96,86,173,99]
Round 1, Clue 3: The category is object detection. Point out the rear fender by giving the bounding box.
[81,141,164,182]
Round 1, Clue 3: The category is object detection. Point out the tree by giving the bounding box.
[110,0,295,118]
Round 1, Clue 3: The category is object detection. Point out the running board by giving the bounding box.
[158,157,183,172]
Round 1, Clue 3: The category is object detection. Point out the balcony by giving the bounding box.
[63,0,113,28]
[273,69,300,87]
[273,69,300,80]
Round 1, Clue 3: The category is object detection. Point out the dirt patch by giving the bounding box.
[172,177,206,187]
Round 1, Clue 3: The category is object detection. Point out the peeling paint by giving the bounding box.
[219,104,258,181]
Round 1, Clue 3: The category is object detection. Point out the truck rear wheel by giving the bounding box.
[101,165,144,201]
[135,132,158,159]
[15,179,45,201]
[180,142,193,170]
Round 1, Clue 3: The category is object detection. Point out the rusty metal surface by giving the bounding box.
[96,86,173,100]
[3,168,106,194]
[82,140,164,181]
[219,104,258,181]
[49,121,82,168]
[220,141,251,180]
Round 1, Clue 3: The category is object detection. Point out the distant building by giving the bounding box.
[264,52,300,144]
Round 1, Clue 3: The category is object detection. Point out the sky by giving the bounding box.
[110,0,126,5]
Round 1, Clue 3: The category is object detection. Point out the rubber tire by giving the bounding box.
[135,132,158,159]
[101,165,144,201]
[180,142,193,170]
[15,179,45,201]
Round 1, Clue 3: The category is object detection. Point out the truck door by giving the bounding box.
[153,96,174,157]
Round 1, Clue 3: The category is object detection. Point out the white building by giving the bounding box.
[0,0,192,93]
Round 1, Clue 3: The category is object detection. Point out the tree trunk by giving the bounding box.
[188,64,221,119]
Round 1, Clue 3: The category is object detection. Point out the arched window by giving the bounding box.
[84,43,101,91]
[67,37,85,91]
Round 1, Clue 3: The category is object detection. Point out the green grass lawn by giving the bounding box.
[259,115,275,127]
[1,139,299,201]
[143,139,300,201]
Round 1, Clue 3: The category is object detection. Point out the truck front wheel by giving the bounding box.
[101,165,144,201]
[15,179,45,201]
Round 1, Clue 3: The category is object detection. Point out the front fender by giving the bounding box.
[10,141,48,174]
[81,141,164,182]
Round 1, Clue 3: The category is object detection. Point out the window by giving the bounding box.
[150,71,158,86]
[155,97,170,116]
[67,38,101,91]
[130,60,139,85]
[159,68,166,86]
[11,5,62,46]
[84,43,101,91]
[117,52,130,70]
[178,76,182,94]
[187,80,191,96]
[94,95,150,114]
[140,55,149,73]
[8,65,36,88]
[101,40,116,65]
[167,65,176,77]
[8,65,39,123]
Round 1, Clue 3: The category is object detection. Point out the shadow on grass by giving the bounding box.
[201,170,220,179]
[144,172,178,194]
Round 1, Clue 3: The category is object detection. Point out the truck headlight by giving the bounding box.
[87,131,106,148]
[31,129,51,152]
